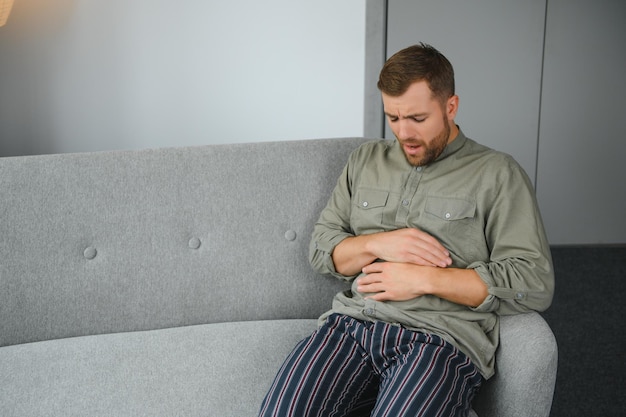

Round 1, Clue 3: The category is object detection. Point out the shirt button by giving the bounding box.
[416,167,423,172]
[515,292,525,299]
[402,199,409,206]
[445,212,451,219]
[364,308,375,316]
[362,201,368,207]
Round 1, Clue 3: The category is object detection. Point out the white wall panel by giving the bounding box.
[0,0,365,156]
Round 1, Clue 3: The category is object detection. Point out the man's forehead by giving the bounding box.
[382,83,446,117]
[382,96,435,118]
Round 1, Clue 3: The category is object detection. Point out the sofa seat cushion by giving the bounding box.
[0,319,319,417]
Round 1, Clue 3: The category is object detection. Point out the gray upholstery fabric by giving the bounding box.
[0,139,362,347]
[0,138,557,416]
[473,313,558,417]
[0,320,318,417]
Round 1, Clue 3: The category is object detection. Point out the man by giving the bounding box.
[258,43,554,417]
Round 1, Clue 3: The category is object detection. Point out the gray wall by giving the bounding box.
[536,0,626,245]
[0,0,366,156]
[381,0,625,245]
[1,0,624,244]
[385,0,546,186]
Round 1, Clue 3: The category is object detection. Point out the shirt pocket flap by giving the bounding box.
[425,196,476,221]
[355,189,389,210]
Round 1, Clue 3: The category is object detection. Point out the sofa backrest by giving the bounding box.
[0,138,370,347]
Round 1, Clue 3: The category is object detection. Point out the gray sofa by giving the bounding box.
[0,137,557,417]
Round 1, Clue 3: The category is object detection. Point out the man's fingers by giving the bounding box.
[407,241,451,267]
[369,228,452,267]
[400,229,451,267]
[411,231,452,265]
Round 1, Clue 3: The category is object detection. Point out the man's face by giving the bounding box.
[382,81,458,167]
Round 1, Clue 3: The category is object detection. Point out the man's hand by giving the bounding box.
[366,228,452,267]
[332,228,452,277]
[358,261,488,307]
[357,262,433,302]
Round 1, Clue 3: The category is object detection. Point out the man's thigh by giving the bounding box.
[372,330,483,417]
[258,314,378,417]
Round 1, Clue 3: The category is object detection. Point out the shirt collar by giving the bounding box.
[436,126,467,162]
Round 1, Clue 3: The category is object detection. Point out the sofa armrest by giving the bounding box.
[473,312,558,417]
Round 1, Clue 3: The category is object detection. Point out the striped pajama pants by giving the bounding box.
[258,314,482,417]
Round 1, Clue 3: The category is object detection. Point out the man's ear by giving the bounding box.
[446,95,459,120]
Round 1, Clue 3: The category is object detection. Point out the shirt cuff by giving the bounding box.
[312,233,357,281]
[468,262,529,314]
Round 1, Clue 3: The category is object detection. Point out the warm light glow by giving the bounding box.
[0,0,15,27]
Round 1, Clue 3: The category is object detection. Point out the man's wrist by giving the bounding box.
[426,267,488,308]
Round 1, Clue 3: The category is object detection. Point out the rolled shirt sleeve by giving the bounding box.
[309,155,359,281]
[469,156,554,315]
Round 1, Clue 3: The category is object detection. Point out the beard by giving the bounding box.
[399,117,451,167]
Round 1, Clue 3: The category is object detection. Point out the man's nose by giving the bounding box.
[396,120,413,140]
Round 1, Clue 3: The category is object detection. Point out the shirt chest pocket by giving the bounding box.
[422,196,484,264]
[351,189,390,234]
[424,196,476,222]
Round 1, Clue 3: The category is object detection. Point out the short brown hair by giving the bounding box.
[377,43,455,102]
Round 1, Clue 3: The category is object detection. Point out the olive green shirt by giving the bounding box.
[309,130,554,378]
